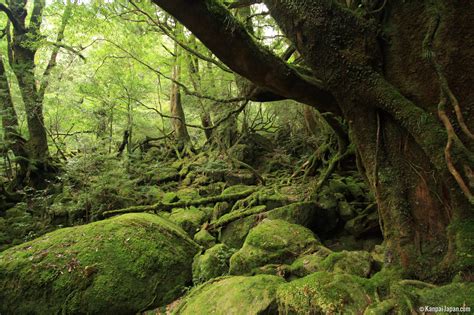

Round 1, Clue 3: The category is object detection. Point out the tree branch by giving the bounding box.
[151,0,340,115]
[0,4,25,33]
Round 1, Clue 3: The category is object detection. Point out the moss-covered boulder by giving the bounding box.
[0,213,199,314]
[267,201,338,235]
[193,228,216,249]
[192,244,236,284]
[174,275,284,314]
[277,271,372,314]
[417,282,474,310]
[169,207,208,237]
[229,219,320,275]
[288,249,374,278]
[220,211,259,249]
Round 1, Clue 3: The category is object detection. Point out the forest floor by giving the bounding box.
[0,132,472,314]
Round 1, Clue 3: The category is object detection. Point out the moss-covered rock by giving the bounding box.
[344,207,380,238]
[319,250,374,277]
[229,219,320,275]
[220,211,258,249]
[0,213,199,314]
[193,229,216,249]
[169,207,208,237]
[174,275,284,314]
[267,201,338,235]
[212,201,231,220]
[288,249,374,278]
[192,244,236,284]
[417,282,474,310]
[276,271,372,314]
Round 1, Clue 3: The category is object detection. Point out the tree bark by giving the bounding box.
[170,23,191,147]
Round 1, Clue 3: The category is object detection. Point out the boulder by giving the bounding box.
[0,213,199,314]
[175,275,284,314]
[229,219,320,275]
[169,207,208,237]
[192,244,236,284]
[276,271,372,314]
[193,229,216,249]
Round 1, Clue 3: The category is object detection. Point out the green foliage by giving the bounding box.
[49,152,162,222]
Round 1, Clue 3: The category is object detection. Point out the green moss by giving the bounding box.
[418,282,474,309]
[320,250,374,277]
[174,275,284,314]
[277,271,372,314]
[229,219,320,275]
[193,229,216,249]
[169,207,208,237]
[449,219,474,271]
[221,184,256,196]
[192,244,237,284]
[0,213,199,314]
[220,212,257,249]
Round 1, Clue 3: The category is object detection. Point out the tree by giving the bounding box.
[0,0,74,184]
[151,0,474,280]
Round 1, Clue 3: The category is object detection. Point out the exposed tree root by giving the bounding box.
[102,188,257,218]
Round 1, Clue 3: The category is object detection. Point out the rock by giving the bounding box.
[229,219,320,275]
[344,208,380,237]
[193,229,216,249]
[212,201,231,220]
[319,250,374,278]
[289,249,374,278]
[417,282,474,310]
[288,250,330,278]
[176,188,201,202]
[192,244,236,284]
[0,213,199,314]
[220,212,258,249]
[267,201,338,235]
[338,200,355,221]
[169,207,208,237]
[175,275,284,314]
[276,271,372,314]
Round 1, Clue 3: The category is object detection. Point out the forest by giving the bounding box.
[0,0,473,314]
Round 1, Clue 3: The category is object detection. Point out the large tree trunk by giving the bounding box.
[153,0,473,280]
[9,0,49,163]
[0,55,28,182]
[265,0,473,280]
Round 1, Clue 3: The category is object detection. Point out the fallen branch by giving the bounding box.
[102,188,257,218]
[208,205,267,231]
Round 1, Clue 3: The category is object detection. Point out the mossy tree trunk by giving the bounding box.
[0,55,28,181]
[170,22,191,148]
[153,0,474,280]
[2,0,72,185]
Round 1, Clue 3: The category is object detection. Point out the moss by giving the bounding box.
[288,249,374,278]
[221,184,257,196]
[192,244,237,284]
[229,219,320,275]
[174,275,284,314]
[319,250,374,277]
[276,271,372,314]
[0,213,199,314]
[193,229,216,249]
[169,207,208,237]
[448,219,474,271]
[220,212,257,249]
[418,282,474,309]
[266,201,316,227]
